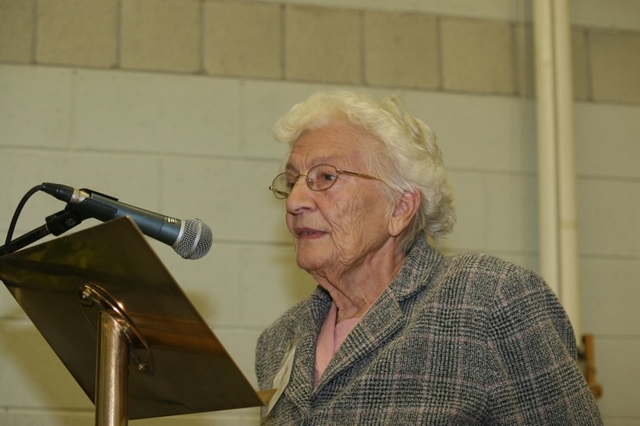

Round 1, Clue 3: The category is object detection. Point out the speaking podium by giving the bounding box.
[0,217,265,425]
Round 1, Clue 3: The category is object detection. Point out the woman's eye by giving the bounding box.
[320,172,337,182]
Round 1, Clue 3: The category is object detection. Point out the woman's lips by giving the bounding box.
[295,227,326,238]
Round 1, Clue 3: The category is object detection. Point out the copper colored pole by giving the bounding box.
[95,310,130,426]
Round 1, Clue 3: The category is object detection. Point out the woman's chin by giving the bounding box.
[295,249,331,274]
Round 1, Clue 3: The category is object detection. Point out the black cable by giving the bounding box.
[3,184,44,251]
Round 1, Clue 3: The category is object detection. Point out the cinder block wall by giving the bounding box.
[0,1,638,425]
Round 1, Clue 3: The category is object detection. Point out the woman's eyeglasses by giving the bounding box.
[269,163,386,199]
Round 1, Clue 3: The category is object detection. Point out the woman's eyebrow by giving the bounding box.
[284,163,298,174]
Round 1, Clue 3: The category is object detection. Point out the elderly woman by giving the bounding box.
[256,90,601,425]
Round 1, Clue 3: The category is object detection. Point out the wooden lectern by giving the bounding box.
[0,218,264,425]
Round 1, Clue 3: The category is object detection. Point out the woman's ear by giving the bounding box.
[388,190,420,237]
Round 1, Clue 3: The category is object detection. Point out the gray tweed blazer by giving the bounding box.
[255,237,602,425]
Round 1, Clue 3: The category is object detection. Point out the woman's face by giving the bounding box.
[284,122,395,279]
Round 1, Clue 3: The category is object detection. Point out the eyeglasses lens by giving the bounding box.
[307,164,338,191]
[271,164,340,198]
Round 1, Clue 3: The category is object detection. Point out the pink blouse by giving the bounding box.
[314,302,360,387]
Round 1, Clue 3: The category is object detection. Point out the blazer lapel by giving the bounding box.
[313,239,442,392]
[315,289,405,391]
[282,289,331,417]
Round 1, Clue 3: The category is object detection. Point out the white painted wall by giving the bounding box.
[1,62,639,425]
[0,1,639,425]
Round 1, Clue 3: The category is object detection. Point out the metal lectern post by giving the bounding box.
[96,310,130,426]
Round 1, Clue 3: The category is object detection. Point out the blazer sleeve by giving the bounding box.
[484,265,602,425]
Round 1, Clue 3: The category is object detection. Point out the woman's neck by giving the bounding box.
[312,246,407,323]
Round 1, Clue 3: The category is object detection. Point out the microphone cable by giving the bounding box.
[1,184,43,256]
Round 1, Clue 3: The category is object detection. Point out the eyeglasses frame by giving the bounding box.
[269,163,387,199]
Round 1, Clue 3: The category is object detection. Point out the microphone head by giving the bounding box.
[174,218,213,260]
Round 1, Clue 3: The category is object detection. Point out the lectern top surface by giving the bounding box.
[0,217,262,419]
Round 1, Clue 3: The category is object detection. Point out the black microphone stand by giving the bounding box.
[0,209,85,256]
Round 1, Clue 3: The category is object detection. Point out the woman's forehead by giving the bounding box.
[286,124,374,169]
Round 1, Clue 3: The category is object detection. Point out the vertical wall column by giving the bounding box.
[533,0,582,342]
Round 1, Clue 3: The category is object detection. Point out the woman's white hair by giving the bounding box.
[273,90,455,251]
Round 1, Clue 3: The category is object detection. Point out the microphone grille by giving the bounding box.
[174,218,213,260]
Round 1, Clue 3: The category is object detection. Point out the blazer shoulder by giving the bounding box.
[447,252,546,290]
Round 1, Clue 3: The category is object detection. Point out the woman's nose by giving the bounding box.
[286,176,315,212]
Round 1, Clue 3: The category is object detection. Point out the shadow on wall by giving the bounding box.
[0,309,94,411]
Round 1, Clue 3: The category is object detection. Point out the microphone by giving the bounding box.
[41,183,213,259]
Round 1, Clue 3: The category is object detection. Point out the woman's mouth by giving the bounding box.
[296,228,325,238]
